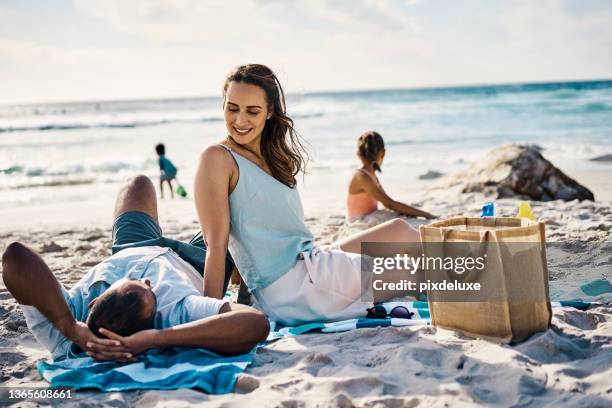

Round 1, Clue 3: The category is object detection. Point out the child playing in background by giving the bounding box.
[155,143,178,199]
[346,131,436,222]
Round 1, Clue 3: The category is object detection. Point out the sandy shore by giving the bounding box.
[0,172,611,406]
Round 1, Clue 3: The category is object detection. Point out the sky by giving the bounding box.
[1,0,611,104]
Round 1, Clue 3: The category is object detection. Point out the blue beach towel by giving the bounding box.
[38,348,254,393]
[37,279,610,391]
[267,278,611,340]
[549,276,612,304]
[267,301,432,341]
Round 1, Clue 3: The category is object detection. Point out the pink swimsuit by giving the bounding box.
[346,169,381,222]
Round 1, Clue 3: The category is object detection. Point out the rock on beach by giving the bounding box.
[436,144,595,201]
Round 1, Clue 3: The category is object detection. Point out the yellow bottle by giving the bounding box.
[517,201,536,220]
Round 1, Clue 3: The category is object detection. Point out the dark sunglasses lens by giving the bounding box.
[367,305,388,318]
[389,306,413,319]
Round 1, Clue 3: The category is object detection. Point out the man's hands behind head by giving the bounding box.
[65,321,137,362]
[85,327,158,362]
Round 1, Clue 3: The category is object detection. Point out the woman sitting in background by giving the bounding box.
[346,131,436,222]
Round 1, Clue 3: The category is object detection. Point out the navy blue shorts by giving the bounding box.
[111,211,235,293]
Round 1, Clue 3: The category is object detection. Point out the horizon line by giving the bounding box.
[2,77,611,108]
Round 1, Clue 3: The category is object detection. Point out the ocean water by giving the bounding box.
[1,80,611,213]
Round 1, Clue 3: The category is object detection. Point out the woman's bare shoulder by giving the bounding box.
[199,144,234,168]
[200,143,229,157]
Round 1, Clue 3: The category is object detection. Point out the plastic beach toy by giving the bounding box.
[481,202,494,217]
[516,201,536,220]
[176,185,187,198]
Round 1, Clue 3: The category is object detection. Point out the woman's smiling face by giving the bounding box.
[224,81,270,146]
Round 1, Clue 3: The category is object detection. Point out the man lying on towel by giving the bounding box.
[1,175,269,362]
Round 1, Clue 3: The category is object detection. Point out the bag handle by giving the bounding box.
[437,228,490,280]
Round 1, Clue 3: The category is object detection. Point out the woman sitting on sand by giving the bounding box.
[347,131,436,222]
[194,64,423,325]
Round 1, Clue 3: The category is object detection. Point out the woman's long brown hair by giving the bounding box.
[223,64,309,188]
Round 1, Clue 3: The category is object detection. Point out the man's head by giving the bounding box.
[155,143,165,156]
[87,278,157,337]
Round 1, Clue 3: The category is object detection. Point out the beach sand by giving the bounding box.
[0,171,611,407]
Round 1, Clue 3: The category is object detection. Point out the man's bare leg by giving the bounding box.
[115,174,159,222]
[0,177,162,358]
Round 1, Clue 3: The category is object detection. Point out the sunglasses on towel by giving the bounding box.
[366,305,414,319]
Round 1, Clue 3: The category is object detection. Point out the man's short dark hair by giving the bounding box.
[87,290,155,337]
[155,143,165,156]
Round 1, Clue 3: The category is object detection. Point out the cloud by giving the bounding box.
[0,39,107,64]
[66,0,433,96]
[73,0,424,43]
[2,0,611,104]
[0,38,230,103]
[495,0,612,78]
[294,0,422,33]
[72,0,282,43]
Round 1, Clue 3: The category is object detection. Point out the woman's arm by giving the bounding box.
[357,172,436,219]
[194,145,235,299]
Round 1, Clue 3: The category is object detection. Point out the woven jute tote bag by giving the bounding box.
[420,217,552,342]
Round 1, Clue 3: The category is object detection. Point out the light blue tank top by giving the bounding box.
[220,145,314,291]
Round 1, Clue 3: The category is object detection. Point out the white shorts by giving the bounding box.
[255,248,374,326]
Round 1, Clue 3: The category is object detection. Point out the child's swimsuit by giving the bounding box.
[159,155,178,180]
[346,169,380,222]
